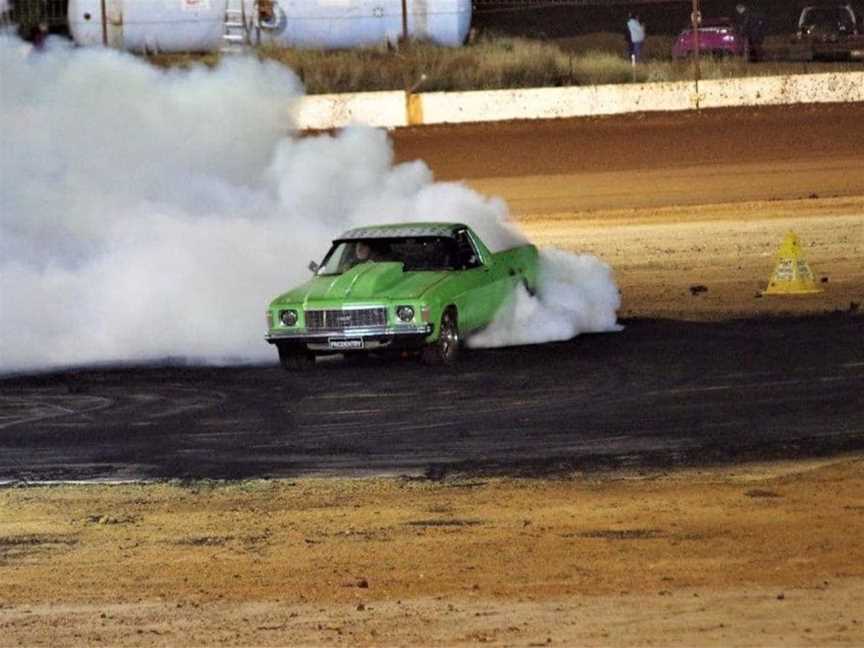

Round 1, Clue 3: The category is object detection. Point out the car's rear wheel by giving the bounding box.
[422,308,460,366]
[278,344,315,371]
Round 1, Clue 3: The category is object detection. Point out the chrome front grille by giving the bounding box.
[305,308,387,331]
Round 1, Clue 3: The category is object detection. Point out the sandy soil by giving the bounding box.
[2,104,863,645]
[2,458,864,646]
[516,198,863,320]
[393,104,864,321]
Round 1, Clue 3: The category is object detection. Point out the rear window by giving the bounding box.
[801,8,855,31]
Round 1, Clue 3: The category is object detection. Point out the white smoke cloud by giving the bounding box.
[0,35,619,373]
[469,250,622,348]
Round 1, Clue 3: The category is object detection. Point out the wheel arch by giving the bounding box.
[425,300,458,342]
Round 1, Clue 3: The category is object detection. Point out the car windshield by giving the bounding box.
[801,8,855,31]
[315,236,473,275]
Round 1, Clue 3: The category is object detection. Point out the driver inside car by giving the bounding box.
[352,240,392,266]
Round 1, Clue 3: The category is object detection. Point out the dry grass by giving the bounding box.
[147,33,862,94]
[257,36,570,93]
[147,52,221,69]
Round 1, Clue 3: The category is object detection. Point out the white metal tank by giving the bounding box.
[0,0,14,31]
[68,0,227,52]
[233,0,472,49]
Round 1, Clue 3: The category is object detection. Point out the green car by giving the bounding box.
[265,222,538,368]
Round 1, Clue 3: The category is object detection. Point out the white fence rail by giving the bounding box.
[295,72,864,130]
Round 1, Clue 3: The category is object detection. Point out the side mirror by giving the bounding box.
[308,260,319,273]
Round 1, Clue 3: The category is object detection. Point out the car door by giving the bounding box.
[449,228,513,333]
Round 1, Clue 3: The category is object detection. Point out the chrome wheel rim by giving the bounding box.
[440,314,459,358]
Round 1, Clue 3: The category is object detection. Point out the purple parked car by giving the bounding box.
[672,18,747,59]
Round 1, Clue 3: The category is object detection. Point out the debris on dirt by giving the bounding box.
[0,534,76,548]
[407,519,484,527]
[174,535,231,546]
[569,529,664,540]
[86,514,136,526]
[425,465,448,481]
[689,285,708,296]
[444,481,488,489]
[745,489,783,498]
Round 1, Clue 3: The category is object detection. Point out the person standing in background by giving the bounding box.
[735,4,751,60]
[627,13,646,62]
[624,13,634,59]
[735,4,767,62]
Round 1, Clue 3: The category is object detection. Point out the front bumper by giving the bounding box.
[266,323,433,352]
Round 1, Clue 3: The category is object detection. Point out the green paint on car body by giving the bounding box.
[265,222,538,367]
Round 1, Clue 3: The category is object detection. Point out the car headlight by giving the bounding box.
[396,305,415,322]
[280,309,298,326]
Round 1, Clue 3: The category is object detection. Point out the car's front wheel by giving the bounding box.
[278,344,315,371]
[422,308,460,366]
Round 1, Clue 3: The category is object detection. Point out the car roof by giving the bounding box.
[697,17,735,27]
[338,223,467,240]
[802,4,854,10]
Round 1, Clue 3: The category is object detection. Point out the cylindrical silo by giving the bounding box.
[68,0,227,52]
[237,0,472,49]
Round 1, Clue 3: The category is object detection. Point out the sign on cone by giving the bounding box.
[763,231,822,295]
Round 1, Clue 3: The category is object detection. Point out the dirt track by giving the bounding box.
[396,103,864,321]
[1,103,863,646]
[393,103,864,190]
[3,459,864,646]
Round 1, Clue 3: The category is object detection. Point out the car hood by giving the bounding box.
[273,262,450,305]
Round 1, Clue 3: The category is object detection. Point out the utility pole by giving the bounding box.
[100,0,108,46]
[401,0,409,44]
[691,0,701,107]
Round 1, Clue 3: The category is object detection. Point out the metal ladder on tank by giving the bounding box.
[222,1,255,53]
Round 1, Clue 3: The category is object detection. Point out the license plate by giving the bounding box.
[328,337,364,350]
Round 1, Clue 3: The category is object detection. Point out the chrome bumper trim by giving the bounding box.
[266,324,432,342]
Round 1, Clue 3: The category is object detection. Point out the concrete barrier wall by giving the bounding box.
[294,72,864,130]
[295,90,407,130]
[699,72,864,108]
[418,82,693,124]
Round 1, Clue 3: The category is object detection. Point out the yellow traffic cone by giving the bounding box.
[762,231,822,295]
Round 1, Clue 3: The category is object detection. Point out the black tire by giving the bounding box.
[278,345,315,371]
[422,308,460,366]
